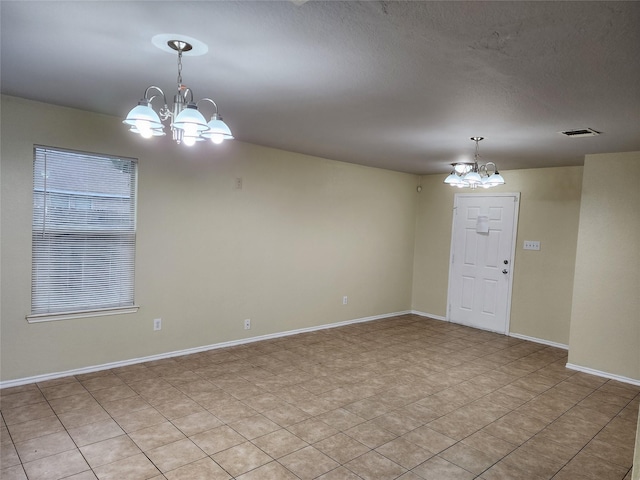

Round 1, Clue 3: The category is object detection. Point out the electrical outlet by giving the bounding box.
[523,240,541,251]
[235,177,243,190]
[342,296,348,305]
[244,318,251,330]
[153,318,162,331]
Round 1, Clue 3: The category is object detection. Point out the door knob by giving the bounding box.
[502,269,508,274]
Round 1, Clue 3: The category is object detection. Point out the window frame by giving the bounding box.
[27,145,139,323]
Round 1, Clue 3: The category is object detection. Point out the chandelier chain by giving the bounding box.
[177,49,183,87]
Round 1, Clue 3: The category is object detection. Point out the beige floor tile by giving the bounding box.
[80,434,141,468]
[401,426,457,453]
[190,425,247,455]
[315,465,365,479]
[91,384,138,404]
[344,450,407,480]
[171,410,223,436]
[6,415,64,443]
[80,374,125,392]
[93,452,160,480]
[212,441,273,477]
[228,414,280,440]
[241,392,284,412]
[99,395,150,417]
[344,420,397,448]
[0,464,28,480]
[48,392,99,414]
[146,438,206,473]
[65,470,98,479]
[164,457,230,480]
[501,446,565,479]
[262,403,310,427]
[235,461,298,479]
[439,442,497,474]
[481,458,547,480]
[535,422,593,451]
[2,316,639,480]
[154,397,204,420]
[371,409,425,435]
[251,428,308,459]
[14,430,76,463]
[481,418,533,446]
[460,430,516,459]
[1,441,21,467]
[58,404,111,429]
[314,432,370,464]
[40,382,88,401]
[22,449,90,480]
[0,390,46,411]
[287,417,339,443]
[68,418,125,447]
[375,436,434,469]
[112,406,166,433]
[128,421,186,451]
[1,402,55,426]
[204,399,256,423]
[559,450,629,480]
[317,408,367,431]
[279,445,341,480]
[343,397,392,420]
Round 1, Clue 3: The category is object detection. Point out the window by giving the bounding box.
[30,146,138,321]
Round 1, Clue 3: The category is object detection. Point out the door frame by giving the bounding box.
[446,192,520,334]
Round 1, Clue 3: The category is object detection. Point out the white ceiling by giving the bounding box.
[2,1,639,174]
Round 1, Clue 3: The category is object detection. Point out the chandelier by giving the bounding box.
[444,137,505,188]
[123,39,233,147]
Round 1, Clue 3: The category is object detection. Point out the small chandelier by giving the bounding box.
[444,137,505,189]
[123,39,233,147]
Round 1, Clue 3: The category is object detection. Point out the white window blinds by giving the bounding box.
[31,146,137,316]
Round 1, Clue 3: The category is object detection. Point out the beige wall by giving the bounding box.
[412,166,583,346]
[3,94,637,385]
[0,95,417,381]
[568,151,640,380]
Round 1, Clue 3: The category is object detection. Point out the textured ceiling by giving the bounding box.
[1,1,639,174]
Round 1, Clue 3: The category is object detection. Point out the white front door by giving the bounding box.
[447,193,519,334]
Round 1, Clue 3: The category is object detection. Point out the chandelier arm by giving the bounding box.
[142,86,171,121]
[179,87,195,104]
[143,85,167,103]
[196,97,220,115]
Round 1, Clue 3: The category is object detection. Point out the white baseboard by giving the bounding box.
[410,311,447,322]
[565,363,640,387]
[0,310,412,389]
[508,332,569,350]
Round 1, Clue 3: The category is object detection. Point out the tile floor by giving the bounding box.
[1,315,638,480]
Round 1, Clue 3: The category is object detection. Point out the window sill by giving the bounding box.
[27,305,140,323]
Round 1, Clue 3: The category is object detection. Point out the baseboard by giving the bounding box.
[0,310,412,389]
[566,363,640,387]
[410,311,447,322]
[508,332,569,350]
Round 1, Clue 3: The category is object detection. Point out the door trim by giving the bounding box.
[446,192,520,334]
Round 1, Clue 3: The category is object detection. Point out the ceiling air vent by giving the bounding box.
[559,128,601,138]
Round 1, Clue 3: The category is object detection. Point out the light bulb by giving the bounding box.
[183,136,197,146]
[210,133,224,144]
[135,120,154,139]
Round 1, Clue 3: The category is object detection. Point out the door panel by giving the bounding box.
[448,194,519,334]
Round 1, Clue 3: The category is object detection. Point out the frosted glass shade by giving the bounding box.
[123,102,164,138]
[202,116,234,144]
[463,170,482,185]
[172,105,209,134]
